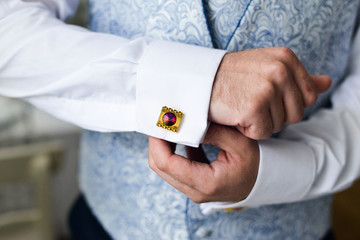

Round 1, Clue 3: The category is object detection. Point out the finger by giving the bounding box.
[148,152,208,203]
[269,47,318,107]
[186,145,210,164]
[240,111,273,140]
[148,136,215,191]
[269,93,285,133]
[311,75,332,93]
[283,85,304,124]
[289,62,317,107]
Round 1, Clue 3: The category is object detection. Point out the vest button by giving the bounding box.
[195,227,213,238]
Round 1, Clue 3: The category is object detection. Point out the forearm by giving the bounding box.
[0,0,226,145]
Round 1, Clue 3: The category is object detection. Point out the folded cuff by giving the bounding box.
[200,138,316,214]
[137,40,226,147]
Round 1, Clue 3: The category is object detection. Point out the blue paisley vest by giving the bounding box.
[80,1,360,239]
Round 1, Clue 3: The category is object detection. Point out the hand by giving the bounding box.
[148,123,259,203]
[210,47,332,139]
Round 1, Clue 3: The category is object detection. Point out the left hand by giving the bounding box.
[148,123,259,203]
[209,48,332,139]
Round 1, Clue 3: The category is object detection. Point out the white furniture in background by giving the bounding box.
[0,97,81,239]
[0,141,63,240]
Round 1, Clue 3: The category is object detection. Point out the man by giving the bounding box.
[0,0,359,239]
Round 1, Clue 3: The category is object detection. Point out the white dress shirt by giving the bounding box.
[0,0,226,146]
[1,0,360,213]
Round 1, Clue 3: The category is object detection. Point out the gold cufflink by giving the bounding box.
[224,207,246,213]
[156,106,183,132]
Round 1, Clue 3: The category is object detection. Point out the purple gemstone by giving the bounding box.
[163,112,177,126]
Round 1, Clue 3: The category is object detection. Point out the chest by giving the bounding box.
[88,0,359,113]
[89,1,358,48]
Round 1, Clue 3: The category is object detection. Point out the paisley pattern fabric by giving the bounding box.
[224,0,359,116]
[80,132,190,240]
[202,0,252,49]
[88,0,213,47]
[81,0,360,239]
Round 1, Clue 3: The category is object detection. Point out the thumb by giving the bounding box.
[311,75,332,93]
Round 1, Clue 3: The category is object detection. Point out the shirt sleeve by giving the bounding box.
[200,25,360,214]
[0,0,226,147]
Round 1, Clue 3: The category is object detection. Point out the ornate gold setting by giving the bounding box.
[156,106,183,132]
[224,207,246,213]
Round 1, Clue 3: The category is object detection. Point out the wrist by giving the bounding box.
[209,53,229,122]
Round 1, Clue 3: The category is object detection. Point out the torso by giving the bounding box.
[81,1,360,239]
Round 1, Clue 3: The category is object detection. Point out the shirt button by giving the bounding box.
[195,227,213,238]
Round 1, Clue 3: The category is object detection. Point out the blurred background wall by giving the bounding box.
[0,1,87,240]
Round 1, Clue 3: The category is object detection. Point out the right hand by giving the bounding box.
[148,123,259,203]
[209,47,332,139]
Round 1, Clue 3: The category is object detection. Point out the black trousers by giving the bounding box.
[68,195,335,240]
[68,195,112,240]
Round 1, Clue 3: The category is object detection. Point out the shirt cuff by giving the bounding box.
[137,40,226,147]
[200,138,316,214]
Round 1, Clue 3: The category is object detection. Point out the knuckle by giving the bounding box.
[246,127,259,139]
[191,195,208,204]
[148,158,155,170]
[266,62,290,85]
[202,178,222,196]
[262,81,276,97]
[275,72,289,86]
[203,185,217,196]
[288,109,304,123]
[248,121,273,140]
[249,131,262,140]
[156,159,169,172]
[306,91,318,106]
[277,47,296,59]
[255,125,273,139]
[251,87,273,108]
